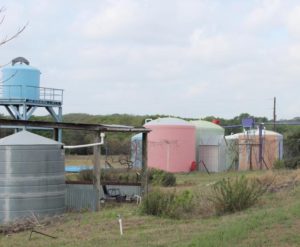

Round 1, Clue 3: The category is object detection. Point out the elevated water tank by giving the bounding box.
[2,57,41,100]
[144,118,196,173]
[190,120,226,172]
[0,131,65,223]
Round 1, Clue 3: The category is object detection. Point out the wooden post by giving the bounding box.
[53,128,59,141]
[93,132,101,211]
[258,124,263,170]
[273,97,276,131]
[141,132,148,197]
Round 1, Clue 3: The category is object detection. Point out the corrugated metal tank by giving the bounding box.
[131,133,143,169]
[144,118,196,173]
[225,130,283,171]
[0,131,65,223]
[2,59,40,100]
[190,120,226,172]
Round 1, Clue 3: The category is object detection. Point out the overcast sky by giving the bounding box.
[0,0,299,120]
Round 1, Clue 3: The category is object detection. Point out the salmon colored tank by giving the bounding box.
[144,118,196,173]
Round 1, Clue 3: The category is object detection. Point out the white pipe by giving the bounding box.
[64,133,105,149]
[118,215,123,236]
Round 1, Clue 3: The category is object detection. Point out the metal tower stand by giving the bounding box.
[0,86,63,141]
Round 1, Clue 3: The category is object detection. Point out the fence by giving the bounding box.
[65,183,141,211]
[0,84,63,102]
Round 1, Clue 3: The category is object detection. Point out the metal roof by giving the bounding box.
[0,118,150,133]
[0,130,62,145]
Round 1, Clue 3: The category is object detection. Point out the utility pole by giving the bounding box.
[93,132,101,211]
[273,97,276,131]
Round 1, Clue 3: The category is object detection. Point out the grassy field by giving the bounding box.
[2,170,300,247]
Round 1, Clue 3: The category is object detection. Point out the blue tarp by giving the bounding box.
[65,165,93,173]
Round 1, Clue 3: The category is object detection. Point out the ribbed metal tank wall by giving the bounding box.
[0,131,65,223]
[2,59,40,100]
[144,118,196,173]
[225,130,283,171]
[190,120,226,172]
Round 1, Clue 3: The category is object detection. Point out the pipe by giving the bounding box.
[64,133,105,149]
[118,214,123,236]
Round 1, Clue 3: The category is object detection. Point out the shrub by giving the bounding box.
[273,159,285,169]
[284,156,300,169]
[209,176,266,214]
[140,189,194,219]
[148,169,176,187]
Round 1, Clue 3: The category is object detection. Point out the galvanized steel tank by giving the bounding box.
[0,131,65,223]
[144,118,196,173]
[2,57,41,100]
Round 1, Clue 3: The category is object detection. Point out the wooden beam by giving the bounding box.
[0,118,150,133]
[93,132,101,211]
[141,132,148,197]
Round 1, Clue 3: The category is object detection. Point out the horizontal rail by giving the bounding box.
[0,84,63,102]
[0,118,151,133]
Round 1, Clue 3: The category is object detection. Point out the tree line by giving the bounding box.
[0,112,299,157]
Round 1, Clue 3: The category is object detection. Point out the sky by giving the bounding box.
[0,0,299,120]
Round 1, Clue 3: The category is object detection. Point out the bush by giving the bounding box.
[273,159,285,169]
[283,156,300,169]
[148,169,176,187]
[209,176,266,214]
[140,189,194,219]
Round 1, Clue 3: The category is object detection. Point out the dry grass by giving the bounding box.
[2,169,300,246]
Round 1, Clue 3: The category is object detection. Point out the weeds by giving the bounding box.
[209,175,266,214]
[148,169,176,187]
[273,159,285,169]
[140,189,194,219]
[78,169,94,182]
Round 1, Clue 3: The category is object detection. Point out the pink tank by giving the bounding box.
[144,118,196,173]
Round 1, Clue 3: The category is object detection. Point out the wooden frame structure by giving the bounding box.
[0,118,150,211]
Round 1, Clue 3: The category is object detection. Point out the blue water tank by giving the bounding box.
[2,58,41,100]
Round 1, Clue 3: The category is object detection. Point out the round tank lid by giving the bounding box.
[12,57,30,66]
[225,129,282,138]
[190,120,224,131]
[0,131,62,145]
[144,117,191,126]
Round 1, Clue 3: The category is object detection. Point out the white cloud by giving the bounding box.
[81,1,140,39]
[0,0,300,119]
[286,5,300,38]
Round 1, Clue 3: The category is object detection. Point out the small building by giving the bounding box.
[225,129,283,170]
[190,120,226,172]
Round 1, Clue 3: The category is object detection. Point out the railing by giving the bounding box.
[0,84,63,102]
